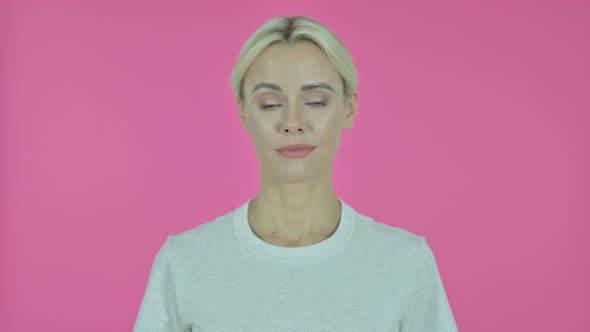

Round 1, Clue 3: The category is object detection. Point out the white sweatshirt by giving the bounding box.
[134,198,459,331]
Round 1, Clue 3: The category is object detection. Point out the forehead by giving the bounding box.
[244,41,342,91]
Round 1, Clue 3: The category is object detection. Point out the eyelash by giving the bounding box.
[261,104,281,111]
[260,102,327,111]
[307,101,327,108]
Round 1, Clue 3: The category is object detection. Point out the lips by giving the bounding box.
[276,143,316,151]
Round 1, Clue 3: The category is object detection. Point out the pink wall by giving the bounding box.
[1,0,588,331]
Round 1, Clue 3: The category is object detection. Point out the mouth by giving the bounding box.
[276,143,316,151]
[276,147,315,158]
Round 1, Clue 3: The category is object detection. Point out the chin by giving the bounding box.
[270,164,327,183]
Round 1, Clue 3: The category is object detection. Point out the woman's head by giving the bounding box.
[233,16,358,184]
[231,16,357,101]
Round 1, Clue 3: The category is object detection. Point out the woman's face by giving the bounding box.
[238,41,357,183]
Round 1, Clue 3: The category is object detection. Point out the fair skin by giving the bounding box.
[237,41,358,248]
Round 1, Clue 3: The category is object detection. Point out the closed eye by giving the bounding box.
[306,101,327,108]
[261,104,282,111]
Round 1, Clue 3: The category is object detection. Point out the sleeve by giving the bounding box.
[401,237,459,332]
[133,235,186,332]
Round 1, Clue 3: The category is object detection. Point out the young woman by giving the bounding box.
[134,15,458,332]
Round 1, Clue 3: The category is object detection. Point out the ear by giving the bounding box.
[237,97,250,133]
[342,91,358,130]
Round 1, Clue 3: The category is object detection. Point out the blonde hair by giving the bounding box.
[231,16,358,101]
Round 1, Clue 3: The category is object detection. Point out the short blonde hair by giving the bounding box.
[231,16,358,101]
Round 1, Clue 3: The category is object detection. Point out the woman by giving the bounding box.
[134,16,458,332]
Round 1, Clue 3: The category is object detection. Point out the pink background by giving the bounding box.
[1,0,588,331]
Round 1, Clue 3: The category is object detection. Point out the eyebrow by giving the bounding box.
[252,81,336,94]
[301,82,336,93]
[252,82,281,93]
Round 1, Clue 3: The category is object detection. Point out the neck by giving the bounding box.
[247,186,342,246]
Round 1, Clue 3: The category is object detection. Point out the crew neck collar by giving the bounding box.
[233,197,356,261]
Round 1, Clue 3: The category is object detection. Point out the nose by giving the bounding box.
[279,103,306,134]
[282,126,303,134]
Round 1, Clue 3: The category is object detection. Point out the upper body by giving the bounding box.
[133,197,458,331]
[134,15,459,331]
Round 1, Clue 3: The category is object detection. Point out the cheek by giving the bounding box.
[318,112,343,132]
[315,118,342,146]
[247,117,276,144]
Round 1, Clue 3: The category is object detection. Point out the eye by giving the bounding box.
[306,101,327,108]
[260,104,282,111]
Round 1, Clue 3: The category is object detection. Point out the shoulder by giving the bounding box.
[167,208,236,255]
[350,206,425,260]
